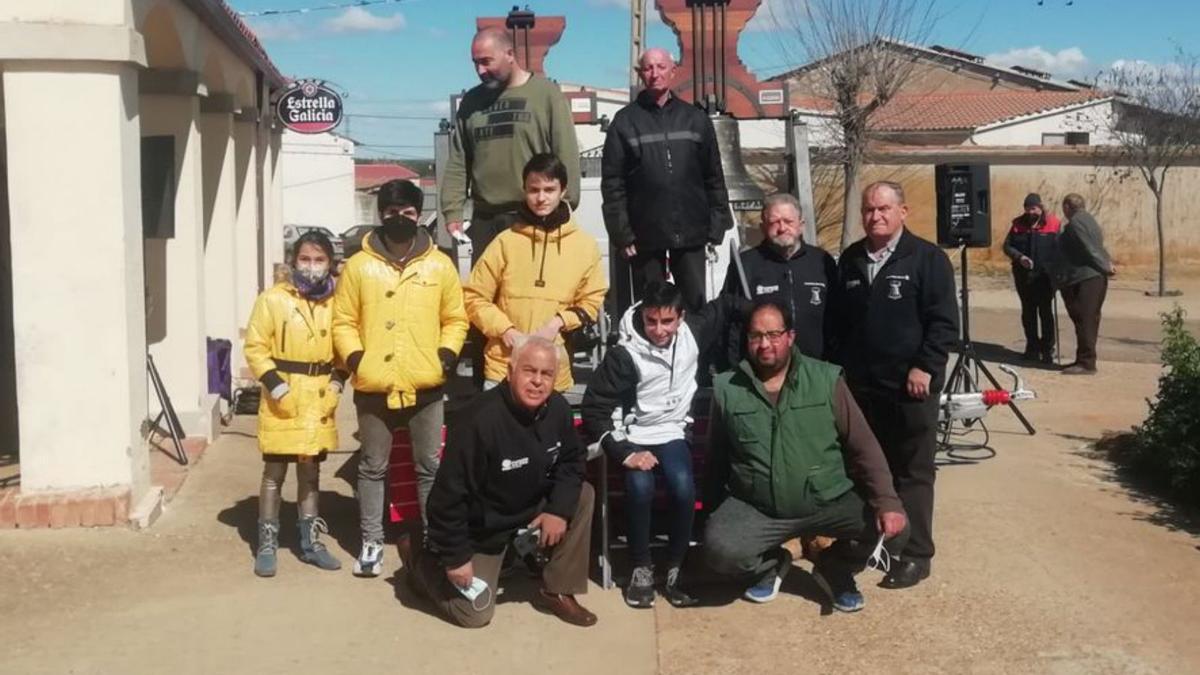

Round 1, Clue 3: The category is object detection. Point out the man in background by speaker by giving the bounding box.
[1055,193,1115,375]
[1003,193,1061,364]
[830,181,958,590]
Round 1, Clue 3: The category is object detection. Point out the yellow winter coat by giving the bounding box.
[244,281,341,456]
[332,231,469,409]
[463,215,608,391]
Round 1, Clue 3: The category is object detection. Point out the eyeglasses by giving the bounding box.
[747,330,789,344]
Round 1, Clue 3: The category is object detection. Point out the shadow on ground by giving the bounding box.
[1071,435,1200,539]
[217,490,363,558]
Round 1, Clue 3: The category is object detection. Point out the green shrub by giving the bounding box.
[1115,306,1200,507]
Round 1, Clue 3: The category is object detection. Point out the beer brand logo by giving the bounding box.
[276,79,343,134]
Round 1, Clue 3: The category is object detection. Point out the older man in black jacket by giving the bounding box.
[721,193,837,367]
[831,181,958,590]
[405,337,597,628]
[601,47,731,312]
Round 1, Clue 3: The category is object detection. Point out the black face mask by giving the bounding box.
[381,214,418,242]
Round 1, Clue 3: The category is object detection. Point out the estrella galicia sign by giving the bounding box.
[276,80,343,134]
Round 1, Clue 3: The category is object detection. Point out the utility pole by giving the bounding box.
[629,0,646,99]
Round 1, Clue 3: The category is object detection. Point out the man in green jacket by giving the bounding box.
[1055,193,1115,375]
[704,301,907,612]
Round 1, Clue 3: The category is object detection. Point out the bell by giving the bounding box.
[710,113,764,210]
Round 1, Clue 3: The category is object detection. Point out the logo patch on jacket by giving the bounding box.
[804,281,825,306]
[755,284,780,295]
[500,457,530,472]
[888,279,903,300]
[846,279,862,289]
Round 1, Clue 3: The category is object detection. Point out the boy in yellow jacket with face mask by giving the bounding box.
[463,153,608,393]
[333,180,469,577]
[244,231,347,577]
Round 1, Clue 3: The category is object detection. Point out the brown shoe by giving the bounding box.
[531,590,598,627]
[1061,364,1097,375]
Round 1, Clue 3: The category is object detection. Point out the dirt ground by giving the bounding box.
[1,273,1198,674]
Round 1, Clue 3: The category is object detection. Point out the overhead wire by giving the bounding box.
[236,0,407,18]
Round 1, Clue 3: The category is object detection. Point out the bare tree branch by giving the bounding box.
[762,0,942,250]
[1095,48,1200,295]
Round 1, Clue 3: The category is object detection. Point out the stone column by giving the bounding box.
[199,96,239,398]
[233,115,259,382]
[3,62,149,498]
[141,82,216,439]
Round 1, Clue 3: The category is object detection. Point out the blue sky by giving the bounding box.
[233,0,1200,160]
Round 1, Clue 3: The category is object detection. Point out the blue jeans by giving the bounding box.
[624,439,696,568]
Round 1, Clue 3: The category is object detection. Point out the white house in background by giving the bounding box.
[280,130,356,235]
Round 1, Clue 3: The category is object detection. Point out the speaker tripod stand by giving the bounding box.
[940,245,1036,448]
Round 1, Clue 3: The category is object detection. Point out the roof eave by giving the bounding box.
[180,0,288,91]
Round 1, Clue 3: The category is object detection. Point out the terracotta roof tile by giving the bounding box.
[355,164,420,191]
[870,90,1108,131]
[789,90,1107,131]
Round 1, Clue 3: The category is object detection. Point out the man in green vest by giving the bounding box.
[704,301,907,612]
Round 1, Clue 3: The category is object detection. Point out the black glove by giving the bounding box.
[347,351,364,374]
[437,348,458,378]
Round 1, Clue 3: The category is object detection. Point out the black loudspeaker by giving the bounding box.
[935,163,990,248]
[141,136,176,239]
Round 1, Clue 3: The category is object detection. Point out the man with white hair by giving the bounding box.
[601,47,731,313]
[405,337,598,628]
[721,193,837,368]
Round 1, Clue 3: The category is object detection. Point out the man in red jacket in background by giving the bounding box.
[1003,193,1061,364]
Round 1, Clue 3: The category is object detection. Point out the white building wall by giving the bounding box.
[971,100,1119,146]
[279,130,355,237]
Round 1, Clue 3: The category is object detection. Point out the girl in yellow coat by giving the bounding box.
[464,153,608,392]
[244,231,346,577]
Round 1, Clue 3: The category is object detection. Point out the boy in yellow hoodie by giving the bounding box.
[464,153,608,392]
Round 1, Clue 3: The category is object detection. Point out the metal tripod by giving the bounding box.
[942,245,1036,440]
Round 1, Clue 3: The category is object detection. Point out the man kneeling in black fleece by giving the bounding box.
[404,337,597,628]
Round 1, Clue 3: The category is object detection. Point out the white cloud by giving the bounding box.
[247,18,306,42]
[985,46,1091,79]
[324,7,406,33]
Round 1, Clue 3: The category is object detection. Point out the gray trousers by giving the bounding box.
[410,483,594,628]
[704,491,891,583]
[259,458,320,521]
[355,393,443,542]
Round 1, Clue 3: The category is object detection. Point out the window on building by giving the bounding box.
[1042,132,1090,146]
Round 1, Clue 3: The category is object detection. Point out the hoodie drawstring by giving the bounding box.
[535,226,549,288]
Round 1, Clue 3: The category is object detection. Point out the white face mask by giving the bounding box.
[867,533,891,574]
[294,262,330,284]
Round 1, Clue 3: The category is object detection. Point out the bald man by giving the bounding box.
[442,28,581,262]
[602,47,731,313]
[409,338,597,628]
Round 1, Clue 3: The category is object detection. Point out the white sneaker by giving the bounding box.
[353,540,384,577]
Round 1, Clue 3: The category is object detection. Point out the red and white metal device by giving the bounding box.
[938,364,1036,423]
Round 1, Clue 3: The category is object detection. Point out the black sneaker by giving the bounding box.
[662,566,698,608]
[624,566,656,608]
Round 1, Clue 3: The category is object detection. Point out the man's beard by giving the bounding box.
[769,235,799,254]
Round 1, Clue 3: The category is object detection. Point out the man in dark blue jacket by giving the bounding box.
[601,47,731,313]
[831,181,958,590]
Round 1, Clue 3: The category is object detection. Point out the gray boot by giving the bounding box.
[298,517,342,571]
[255,519,279,577]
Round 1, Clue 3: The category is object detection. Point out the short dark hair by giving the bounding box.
[522,153,569,191]
[747,299,793,333]
[376,179,423,216]
[293,230,335,261]
[639,281,685,314]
